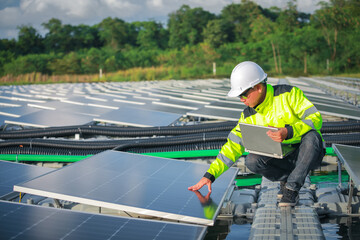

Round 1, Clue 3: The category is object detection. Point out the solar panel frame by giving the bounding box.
[332,144,360,188]
[14,151,238,226]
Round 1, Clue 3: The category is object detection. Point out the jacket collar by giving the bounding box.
[254,84,273,114]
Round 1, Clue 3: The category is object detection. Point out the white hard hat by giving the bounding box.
[227,61,267,97]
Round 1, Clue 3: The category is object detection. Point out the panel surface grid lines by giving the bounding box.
[0,160,53,198]
[0,201,206,240]
[14,150,238,226]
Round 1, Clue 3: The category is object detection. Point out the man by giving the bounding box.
[188,61,325,207]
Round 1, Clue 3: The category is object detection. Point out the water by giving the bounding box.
[322,217,360,239]
[218,217,360,240]
[204,171,360,239]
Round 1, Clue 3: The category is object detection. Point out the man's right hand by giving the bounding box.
[188,177,212,192]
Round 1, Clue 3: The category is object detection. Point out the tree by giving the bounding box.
[17,25,43,55]
[0,39,17,76]
[203,19,230,48]
[132,21,168,50]
[168,5,215,49]
[81,48,104,73]
[312,0,359,71]
[42,18,65,52]
[97,17,132,50]
[3,54,55,75]
[48,52,82,74]
[289,26,324,74]
[220,0,262,43]
[71,24,103,50]
[276,0,301,32]
[250,14,274,42]
[42,19,102,53]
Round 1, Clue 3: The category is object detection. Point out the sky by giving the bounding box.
[0,0,329,40]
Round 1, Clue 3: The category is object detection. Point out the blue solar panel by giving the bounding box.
[187,107,241,121]
[0,160,53,198]
[94,107,182,127]
[5,110,94,127]
[15,151,238,225]
[0,201,207,240]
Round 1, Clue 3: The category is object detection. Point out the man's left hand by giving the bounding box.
[267,127,288,142]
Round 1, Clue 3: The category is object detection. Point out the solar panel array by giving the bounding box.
[1,77,359,128]
[15,150,238,226]
[286,77,360,120]
[1,77,359,239]
[0,201,207,240]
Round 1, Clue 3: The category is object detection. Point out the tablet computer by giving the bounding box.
[239,123,295,159]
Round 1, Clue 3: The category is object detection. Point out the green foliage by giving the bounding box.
[220,1,262,43]
[48,52,82,75]
[81,48,105,73]
[0,0,359,81]
[132,21,168,50]
[3,54,56,75]
[168,5,216,48]
[42,18,102,53]
[203,19,230,48]
[97,17,131,50]
[17,25,43,55]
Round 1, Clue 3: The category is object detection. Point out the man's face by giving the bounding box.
[239,85,263,108]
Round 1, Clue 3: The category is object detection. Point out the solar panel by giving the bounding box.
[317,104,360,120]
[0,106,41,118]
[0,160,53,198]
[64,96,124,107]
[94,106,182,127]
[140,104,190,115]
[0,98,25,106]
[5,110,94,128]
[332,144,360,187]
[0,201,207,240]
[187,107,241,121]
[29,101,115,117]
[152,98,204,109]
[14,151,238,225]
[307,96,355,108]
[205,101,246,111]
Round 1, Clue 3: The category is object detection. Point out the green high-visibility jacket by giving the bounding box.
[204,84,324,182]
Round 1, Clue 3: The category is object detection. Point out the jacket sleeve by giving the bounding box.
[284,87,323,142]
[204,123,245,182]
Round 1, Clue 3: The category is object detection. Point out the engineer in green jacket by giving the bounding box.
[188,61,325,207]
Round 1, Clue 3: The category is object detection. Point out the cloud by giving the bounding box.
[0,0,328,39]
[252,0,325,12]
[0,0,143,39]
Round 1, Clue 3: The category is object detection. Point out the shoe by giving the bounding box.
[279,188,299,207]
[277,181,286,199]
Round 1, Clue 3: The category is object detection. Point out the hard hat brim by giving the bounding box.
[227,88,245,98]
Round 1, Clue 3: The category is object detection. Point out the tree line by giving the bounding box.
[0,0,359,82]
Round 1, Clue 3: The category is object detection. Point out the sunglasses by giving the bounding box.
[239,88,252,99]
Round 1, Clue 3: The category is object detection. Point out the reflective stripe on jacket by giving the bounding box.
[205,84,323,182]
